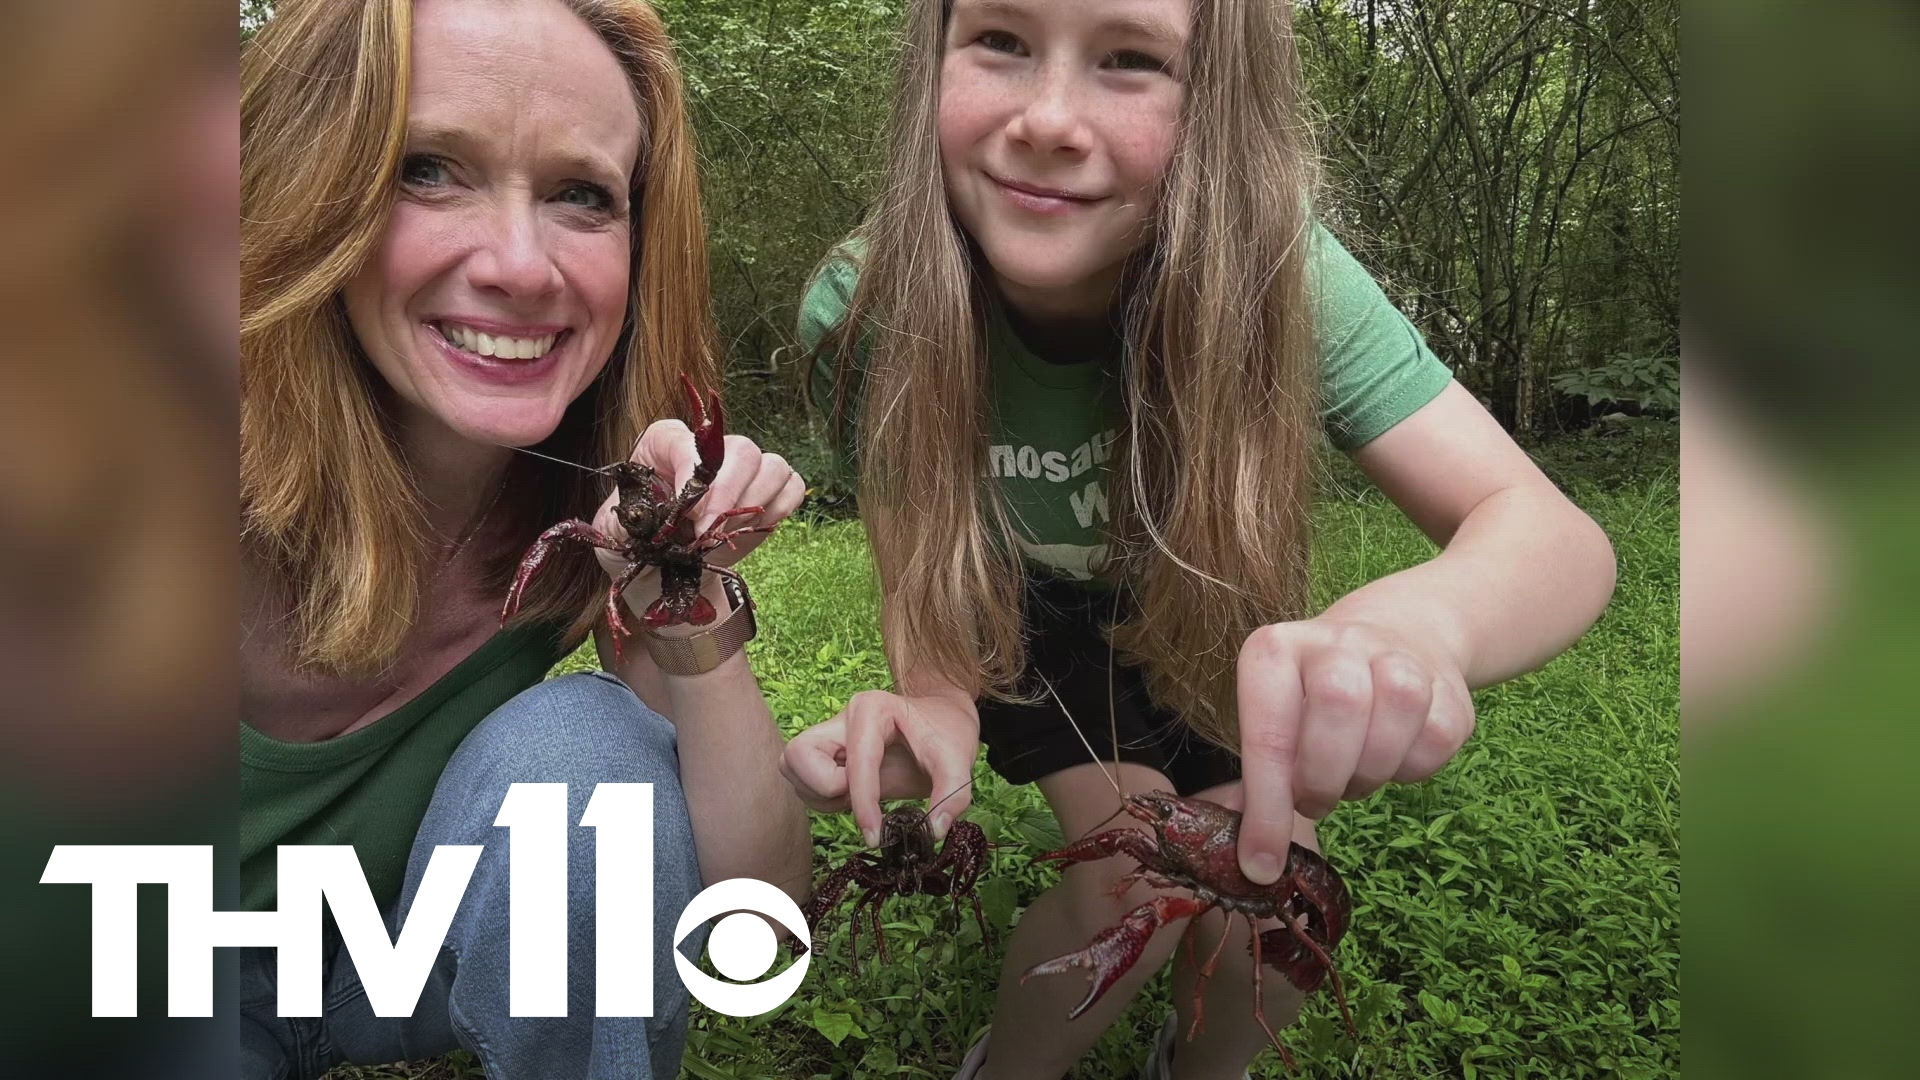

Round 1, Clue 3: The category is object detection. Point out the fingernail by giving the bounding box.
[863,828,879,848]
[1244,852,1282,885]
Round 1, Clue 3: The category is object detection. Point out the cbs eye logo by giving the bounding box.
[674,878,811,1016]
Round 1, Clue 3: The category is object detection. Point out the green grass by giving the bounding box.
[329,473,1678,1080]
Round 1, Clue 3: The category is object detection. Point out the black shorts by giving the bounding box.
[976,576,1242,797]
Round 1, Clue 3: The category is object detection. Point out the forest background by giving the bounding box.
[242,0,1680,485]
[241,1,1680,1077]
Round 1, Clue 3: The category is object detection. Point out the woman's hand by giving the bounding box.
[591,417,806,584]
[780,689,981,847]
[1234,618,1476,884]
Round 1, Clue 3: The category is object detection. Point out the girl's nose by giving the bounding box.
[465,200,563,299]
[1005,67,1091,158]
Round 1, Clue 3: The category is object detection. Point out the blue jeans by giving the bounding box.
[239,673,705,1080]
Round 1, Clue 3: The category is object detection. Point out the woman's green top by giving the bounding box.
[239,621,568,911]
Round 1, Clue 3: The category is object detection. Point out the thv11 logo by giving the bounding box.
[39,782,809,1019]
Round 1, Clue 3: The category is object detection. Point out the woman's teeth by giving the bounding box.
[438,322,559,360]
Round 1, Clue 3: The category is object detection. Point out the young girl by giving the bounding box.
[779,0,1616,1076]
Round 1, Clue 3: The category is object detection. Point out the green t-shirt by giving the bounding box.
[801,226,1453,581]
[240,622,567,911]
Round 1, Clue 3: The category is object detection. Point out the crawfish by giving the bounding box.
[500,374,772,660]
[1022,794,1357,1073]
[802,805,994,975]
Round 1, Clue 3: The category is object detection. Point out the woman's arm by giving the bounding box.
[1234,380,1616,883]
[603,587,812,902]
[589,422,813,902]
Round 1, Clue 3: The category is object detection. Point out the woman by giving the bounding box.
[240,1,808,1077]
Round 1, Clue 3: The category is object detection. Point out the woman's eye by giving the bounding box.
[399,154,451,188]
[1108,49,1168,73]
[977,29,1025,55]
[557,183,616,214]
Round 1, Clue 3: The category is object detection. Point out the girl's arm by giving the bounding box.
[778,626,983,848]
[1234,381,1617,883]
[1338,380,1617,686]
[593,422,813,901]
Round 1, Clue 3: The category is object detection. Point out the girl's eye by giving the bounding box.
[557,183,617,214]
[399,153,451,188]
[977,29,1025,55]
[1108,49,1168,74]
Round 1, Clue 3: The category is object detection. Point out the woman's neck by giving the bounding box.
[396,406,515,543]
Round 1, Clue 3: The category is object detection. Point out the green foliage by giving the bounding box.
[240,0,274,41]
[1553,354,1681,416]
[673,477,1677,1078]
[1528,419,1679,494]
[239,0,1679,451]
[654,0,899,371]
[326,474,1676,1080]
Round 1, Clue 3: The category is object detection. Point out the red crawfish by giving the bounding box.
[1021,686,1358,1073]
[500,373,772,660]
[802,804,995,975]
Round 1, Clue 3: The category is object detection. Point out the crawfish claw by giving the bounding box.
[502,520,615,626]
[1023,895,1211,1019]
[680,373,726,482]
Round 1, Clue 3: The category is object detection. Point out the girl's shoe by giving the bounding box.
[1139,1013,1253,1080]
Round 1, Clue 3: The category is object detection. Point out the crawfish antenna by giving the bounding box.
[925,746,1011,817]
[926,778,973,821]
[1038,674,1123,800]
[504,444,618,476]
[1108,591,1124,806]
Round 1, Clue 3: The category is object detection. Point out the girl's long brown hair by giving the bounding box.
[826,0,1319,746]
[242,0,716,674]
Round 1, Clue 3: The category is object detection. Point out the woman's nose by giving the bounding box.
[465,199,563,299]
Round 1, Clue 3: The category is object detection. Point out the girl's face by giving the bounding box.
[341,0,642,453]
[939,0,1188,318]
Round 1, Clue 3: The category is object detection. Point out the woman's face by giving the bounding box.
[342,0,642,451]
[939,0,1187,317]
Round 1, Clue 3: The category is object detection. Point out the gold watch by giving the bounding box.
[642,574,756,675]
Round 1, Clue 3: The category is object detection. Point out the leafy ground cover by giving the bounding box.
[329,472,1677,1080]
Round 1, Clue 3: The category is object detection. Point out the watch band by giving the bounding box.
[642,574,755,676]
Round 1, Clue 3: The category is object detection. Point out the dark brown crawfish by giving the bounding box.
[500,374,772,660]
[1022,791,1357,1073]
[802,805,994,974]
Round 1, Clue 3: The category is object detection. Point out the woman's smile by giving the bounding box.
[423,319,574,387]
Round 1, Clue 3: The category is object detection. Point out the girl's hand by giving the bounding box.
[779,690,981,847]
[1234,618,1476,884]
[591,417,806,584]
